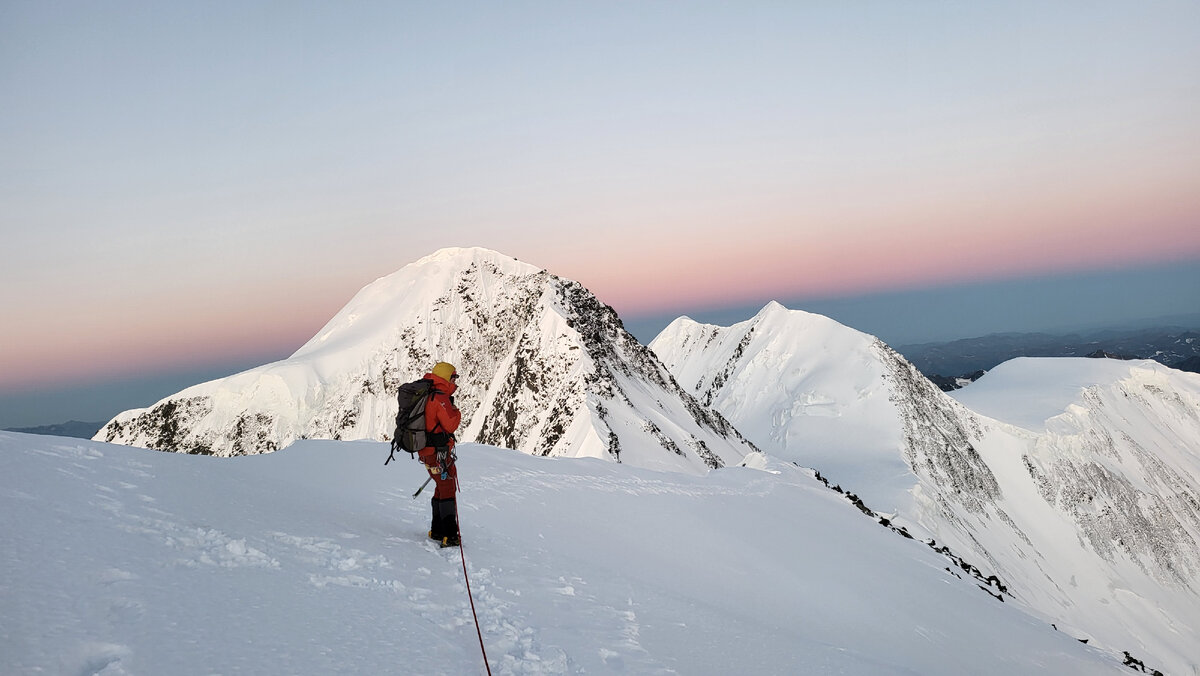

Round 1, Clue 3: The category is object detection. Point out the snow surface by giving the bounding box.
[651,303,1200,676]
[650,302,914,507]
[950,356,1200,431]
[1,431,1124,675]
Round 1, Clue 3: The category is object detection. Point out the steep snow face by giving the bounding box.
[96,247,755,474]
[650,301,996,512]
[951,359,1200,587]
[934,359,1200,676]
[652,308,1200,676]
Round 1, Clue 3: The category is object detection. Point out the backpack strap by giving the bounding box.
[385,439,399,466]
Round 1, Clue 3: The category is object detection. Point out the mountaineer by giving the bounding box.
[418,362,462,547]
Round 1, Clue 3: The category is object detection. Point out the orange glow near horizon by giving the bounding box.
[5,159,1198,393]
[4,228,1197,393]
[571,210,1200,319]
[0,279,345,391]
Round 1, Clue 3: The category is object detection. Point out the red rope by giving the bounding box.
[456,500,492,675]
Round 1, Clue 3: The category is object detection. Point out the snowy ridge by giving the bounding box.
[96,247,756,474]
[651,301,919,506]
[947,358,1200,588]
[943,358,1200,674]
[1,432,1126,675]
[651,304,1200,676]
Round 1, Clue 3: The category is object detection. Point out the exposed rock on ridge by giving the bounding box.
[97,248,757,474]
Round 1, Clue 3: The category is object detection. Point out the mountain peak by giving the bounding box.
[97,248,757,473]
[750,301,848,334]
[388,247,544,285]
[756,300,790,316]
[414,246,532,269]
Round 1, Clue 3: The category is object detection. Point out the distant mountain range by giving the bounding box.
[4,420,106,439]
[15,327,1198,435]
[898,327,1200,390]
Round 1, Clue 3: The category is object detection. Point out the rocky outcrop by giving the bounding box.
[97,248,756,474]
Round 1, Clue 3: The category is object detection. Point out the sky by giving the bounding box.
[2,1,1199,428]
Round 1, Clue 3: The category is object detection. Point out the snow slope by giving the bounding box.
[1,431,1125,675]
[650,301,917,507]
[96,248,755,474]
[947,358,1200,674]
[651,304,1200,675]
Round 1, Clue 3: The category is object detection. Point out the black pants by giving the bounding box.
[430,497,459,539]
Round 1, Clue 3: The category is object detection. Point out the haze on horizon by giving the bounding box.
[2,2,1199,427]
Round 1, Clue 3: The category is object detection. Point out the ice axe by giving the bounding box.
[415,477,434,499]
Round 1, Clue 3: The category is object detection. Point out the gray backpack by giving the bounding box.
[385,379,434,464]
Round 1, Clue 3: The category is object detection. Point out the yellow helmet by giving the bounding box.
[431,362,457,382]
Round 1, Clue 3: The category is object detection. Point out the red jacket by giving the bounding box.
[423,372,461,449]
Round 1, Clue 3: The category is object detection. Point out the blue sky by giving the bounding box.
[2,1,1198,427]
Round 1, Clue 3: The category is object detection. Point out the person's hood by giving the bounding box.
[425,372,457,395]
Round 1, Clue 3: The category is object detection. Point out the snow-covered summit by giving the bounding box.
[96,247,756,473]
[415,245,527,267]
[651,300,942,508]
[289,246,542,363]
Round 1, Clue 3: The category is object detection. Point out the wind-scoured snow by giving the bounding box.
[1,431,1125,675]
[651,304,1200,676]
[95,247,755,475]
